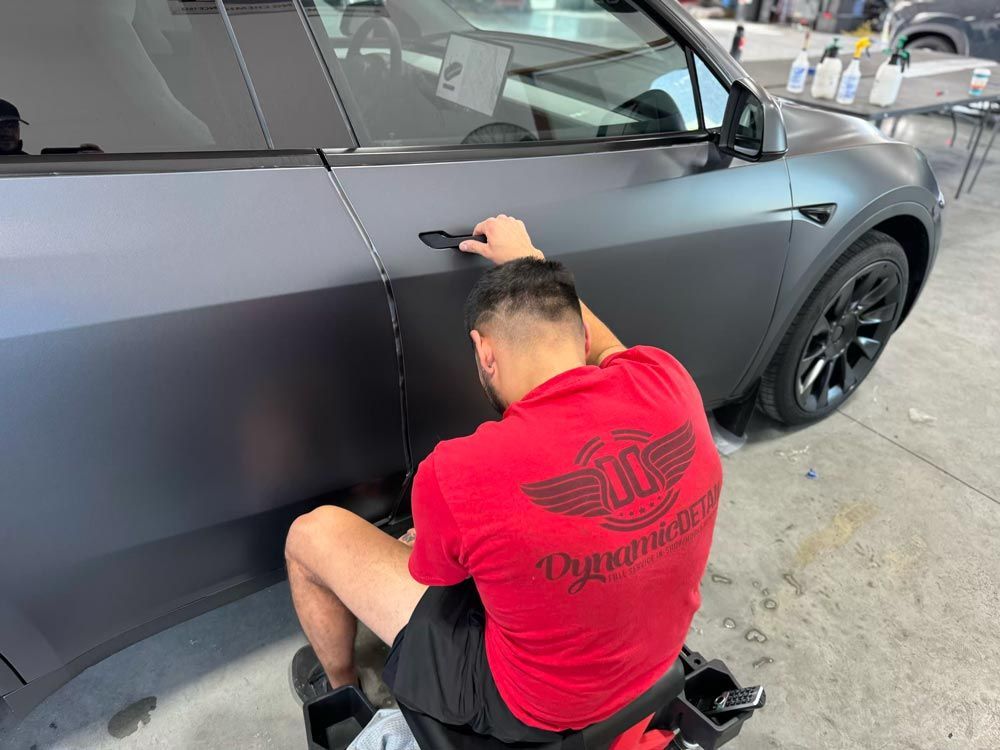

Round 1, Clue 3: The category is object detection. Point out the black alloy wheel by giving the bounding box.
[759,231,910,424]
[794,261,903,412]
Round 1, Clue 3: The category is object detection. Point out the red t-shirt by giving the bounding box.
[408,346,722,731]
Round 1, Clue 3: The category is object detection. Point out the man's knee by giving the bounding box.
[285,505,357,566]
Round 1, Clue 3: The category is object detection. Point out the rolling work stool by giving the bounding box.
[305,647,759,750]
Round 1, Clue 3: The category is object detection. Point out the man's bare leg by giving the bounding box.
[285,506,427,688]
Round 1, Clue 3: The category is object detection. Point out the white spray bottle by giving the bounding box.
[786,28,812,94]
[836,37,871,104]
[811,37,843,100]
[870,37,909,107]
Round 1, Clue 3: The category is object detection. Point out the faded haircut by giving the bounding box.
[463,257,584,343]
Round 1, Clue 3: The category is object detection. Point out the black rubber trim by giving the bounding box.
[0,150,324,177]
[0,653,25,689]
[686,46,707,133]
[322,131,712,166]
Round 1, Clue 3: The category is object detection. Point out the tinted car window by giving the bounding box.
[304,0,701,147]
[0,0,266,157]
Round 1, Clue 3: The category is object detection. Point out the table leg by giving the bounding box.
[967,110,999,194]
[956,114,987,199]
[890,117,901,138]
[949,111,957,147]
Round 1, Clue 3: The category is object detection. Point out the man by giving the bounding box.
[0,99,29,155]
[285,216,722,741]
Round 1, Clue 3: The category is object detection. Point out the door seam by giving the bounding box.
[326,169,413,474]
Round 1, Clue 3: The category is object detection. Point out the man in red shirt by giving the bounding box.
[285,216,722,741]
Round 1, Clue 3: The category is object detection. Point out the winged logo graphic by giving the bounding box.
[520,420,696,532]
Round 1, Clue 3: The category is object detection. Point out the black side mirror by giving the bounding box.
[719,78,787,162]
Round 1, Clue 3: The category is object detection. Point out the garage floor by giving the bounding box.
[4,50,1000,750]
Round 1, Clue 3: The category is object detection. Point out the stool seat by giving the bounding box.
[397,658,686,750]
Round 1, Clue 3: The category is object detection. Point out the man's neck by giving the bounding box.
[506,349,588,407]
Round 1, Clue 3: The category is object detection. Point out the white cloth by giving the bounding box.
[348,709,420,750]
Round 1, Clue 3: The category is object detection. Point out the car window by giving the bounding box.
[0,0,266,157]
[303,0,703,147]
[694,54,727,129]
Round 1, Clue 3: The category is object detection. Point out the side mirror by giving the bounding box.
[718,78,787,162]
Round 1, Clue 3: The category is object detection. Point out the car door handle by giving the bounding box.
[418,231,486,250]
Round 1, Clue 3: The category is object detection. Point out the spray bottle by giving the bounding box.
[869,36,909,107]
[786,27,812,94]
[811,37,843,100]
[836,37,871,104]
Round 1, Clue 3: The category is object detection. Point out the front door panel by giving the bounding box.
[334,144,791,461]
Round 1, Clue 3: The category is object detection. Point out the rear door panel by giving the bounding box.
[0,159,402,679]
[333,145,791,461]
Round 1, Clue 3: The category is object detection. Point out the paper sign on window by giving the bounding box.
[435,35,512,117]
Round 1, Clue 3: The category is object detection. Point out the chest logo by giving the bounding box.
[521,420,695,533]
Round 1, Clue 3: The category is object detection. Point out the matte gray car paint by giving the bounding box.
[0,0,943,725]
[0,166,403,685]
[332,144,794,459]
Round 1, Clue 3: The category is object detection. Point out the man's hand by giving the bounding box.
[459,215,545,265]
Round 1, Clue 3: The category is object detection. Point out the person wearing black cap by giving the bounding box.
[0,99,29,155]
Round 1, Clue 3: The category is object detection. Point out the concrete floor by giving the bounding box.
[5,30,1000,750]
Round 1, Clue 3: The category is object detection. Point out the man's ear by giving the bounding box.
[470,330,495,373]
[582,320,592,359]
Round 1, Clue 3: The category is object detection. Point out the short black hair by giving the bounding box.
[463,257,584,340]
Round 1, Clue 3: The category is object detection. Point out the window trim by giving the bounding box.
[0,150,323,177]
[321,130,711,167]
[315,0,730,165]
[686,46,707,133]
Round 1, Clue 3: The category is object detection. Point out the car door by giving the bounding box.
[967,0,1000,59]
[0,0,402,708]
[303,0,792,461]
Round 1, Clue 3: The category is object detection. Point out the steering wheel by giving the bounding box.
[345,16,403,81]
[462,123,537,145]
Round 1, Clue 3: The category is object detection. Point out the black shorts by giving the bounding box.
[382,580,561,745]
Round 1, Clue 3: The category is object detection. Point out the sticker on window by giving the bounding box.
[435,35,513,117]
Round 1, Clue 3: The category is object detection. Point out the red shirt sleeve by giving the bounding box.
[408,453,469,586]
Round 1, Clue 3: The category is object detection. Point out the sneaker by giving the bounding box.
[289,645,332,705]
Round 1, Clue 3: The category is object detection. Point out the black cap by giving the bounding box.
[0,99,29,125]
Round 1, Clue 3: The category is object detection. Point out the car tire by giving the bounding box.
[758,231,909,425]
[905,35,956,54]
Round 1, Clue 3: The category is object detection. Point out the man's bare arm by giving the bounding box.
[459,215,624,366]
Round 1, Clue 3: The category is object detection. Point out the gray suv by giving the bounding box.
[0,0,941,725]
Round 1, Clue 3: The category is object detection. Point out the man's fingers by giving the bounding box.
[472,217,494,237]
[459,238,490,255]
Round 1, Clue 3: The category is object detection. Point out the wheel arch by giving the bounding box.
[898,16,970,55]
[870,213,931,324]
[728,199,938,401]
